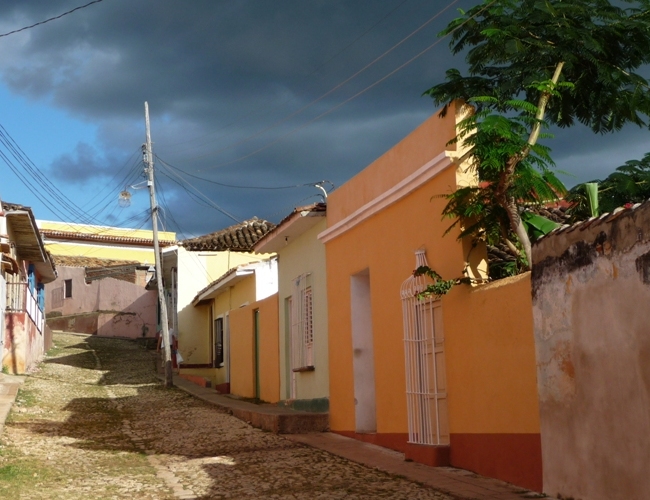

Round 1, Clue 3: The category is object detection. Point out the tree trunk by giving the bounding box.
[500,61,565,267]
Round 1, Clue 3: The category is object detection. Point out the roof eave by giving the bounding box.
[254,210,326,254]
[5,210,47,262]
[192,268,255,306]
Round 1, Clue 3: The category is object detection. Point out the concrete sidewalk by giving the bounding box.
[155,368,328,434]
[0,373,25,435]
[162,369,549,500]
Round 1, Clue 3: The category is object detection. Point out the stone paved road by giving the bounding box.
[0,334,453,500]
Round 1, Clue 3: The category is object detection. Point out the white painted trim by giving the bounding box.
[318,152,452,244]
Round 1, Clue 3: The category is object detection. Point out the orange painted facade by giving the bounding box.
[321,103,542,491]
[228,293,280,403]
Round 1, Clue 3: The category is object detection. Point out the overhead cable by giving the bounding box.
[0,0,106,39]
[156,161,241,223]
[202,0,494,171]
[193,0,461,167]
[156,155,332,191]
[167,0,411,153]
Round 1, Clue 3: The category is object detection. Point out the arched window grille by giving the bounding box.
[400,250,449,446]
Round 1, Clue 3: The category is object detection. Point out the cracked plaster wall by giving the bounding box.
[532,205,650,500]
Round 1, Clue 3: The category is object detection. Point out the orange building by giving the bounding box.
[319,102,542,491]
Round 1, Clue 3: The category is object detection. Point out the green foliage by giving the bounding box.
[521,211,560,241]
[440,99,566,247]
[488,257,520,280]
[425,0,650,272]
[425,0,650,133]
[567,152,650,220]
[413,266,465,299]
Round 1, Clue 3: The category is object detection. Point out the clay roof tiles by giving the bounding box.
[51,255,140,269]
[38,229,176,247]
[534,200,650,244]
[180,218,276,252]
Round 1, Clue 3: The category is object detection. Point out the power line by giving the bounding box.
[0,0,106,39]
[156,162,241,223]
[166,0,411,154]
[191,0,461,167]
[156,154,332,191]
[156,177,188,240]
[202,0,491,172]
[0,123,109,225]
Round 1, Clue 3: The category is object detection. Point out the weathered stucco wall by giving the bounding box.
[45,266,157,338]
[532,203,650,500]
[3,312,43,374]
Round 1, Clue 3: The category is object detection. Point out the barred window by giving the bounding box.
[290,273,314,371]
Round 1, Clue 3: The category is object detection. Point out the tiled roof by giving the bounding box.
[51,255,140,268]
[51,255,145,284]
[180,218,276,252]
[275,203,326,228]
[534,200,647,244]
[253,203,326,253]
[1,201,30,212]
[39,229,176,247]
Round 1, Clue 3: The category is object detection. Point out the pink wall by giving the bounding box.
[3,312,44,374]
[45,267,157,338]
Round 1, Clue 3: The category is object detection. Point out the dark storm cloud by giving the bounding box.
[49,141,124,184]
[0,0,647,235]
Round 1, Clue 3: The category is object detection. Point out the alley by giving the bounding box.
[0,333,452,500]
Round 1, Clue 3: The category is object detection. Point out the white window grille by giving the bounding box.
[290,273,314,372]
[401,250,449,446]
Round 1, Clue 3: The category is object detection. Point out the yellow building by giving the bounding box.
[185,257,278,397]
[254,203,329,412]
[37,220,176,264]
[320,102,542,491]
[161,219,275,388]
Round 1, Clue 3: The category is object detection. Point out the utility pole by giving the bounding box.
[143,101,173,388]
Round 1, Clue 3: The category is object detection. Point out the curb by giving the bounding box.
[0,373,26,436]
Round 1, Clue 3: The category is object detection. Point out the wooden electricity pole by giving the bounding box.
[143,101,173,388]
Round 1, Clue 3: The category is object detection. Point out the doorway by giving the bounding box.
[350,270,376,433]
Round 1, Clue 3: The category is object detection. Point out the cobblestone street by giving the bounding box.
[0,333,452,499]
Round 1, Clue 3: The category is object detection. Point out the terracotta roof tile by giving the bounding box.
[1,201,31,212]
[39,229,176,247]
[180,218,275,252]
[51,255,140,268]
[534,198,650,244]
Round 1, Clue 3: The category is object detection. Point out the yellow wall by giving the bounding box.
[276,218,329,402]
[178,253,273,387]
[324,103,541,438]
[443,272,539,434]
[322,104,540,489]
[38,220,176,264]
[229,304,255,398]
[177,249,267,365]
[43,242,159,264]
[325,166,466,434]
[38,220,176,241]
[229,294,279,402]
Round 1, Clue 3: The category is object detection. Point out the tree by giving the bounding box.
[425,0,650,267]
[567,152,650,220]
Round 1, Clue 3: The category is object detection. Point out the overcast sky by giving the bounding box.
[0,0,648,238]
